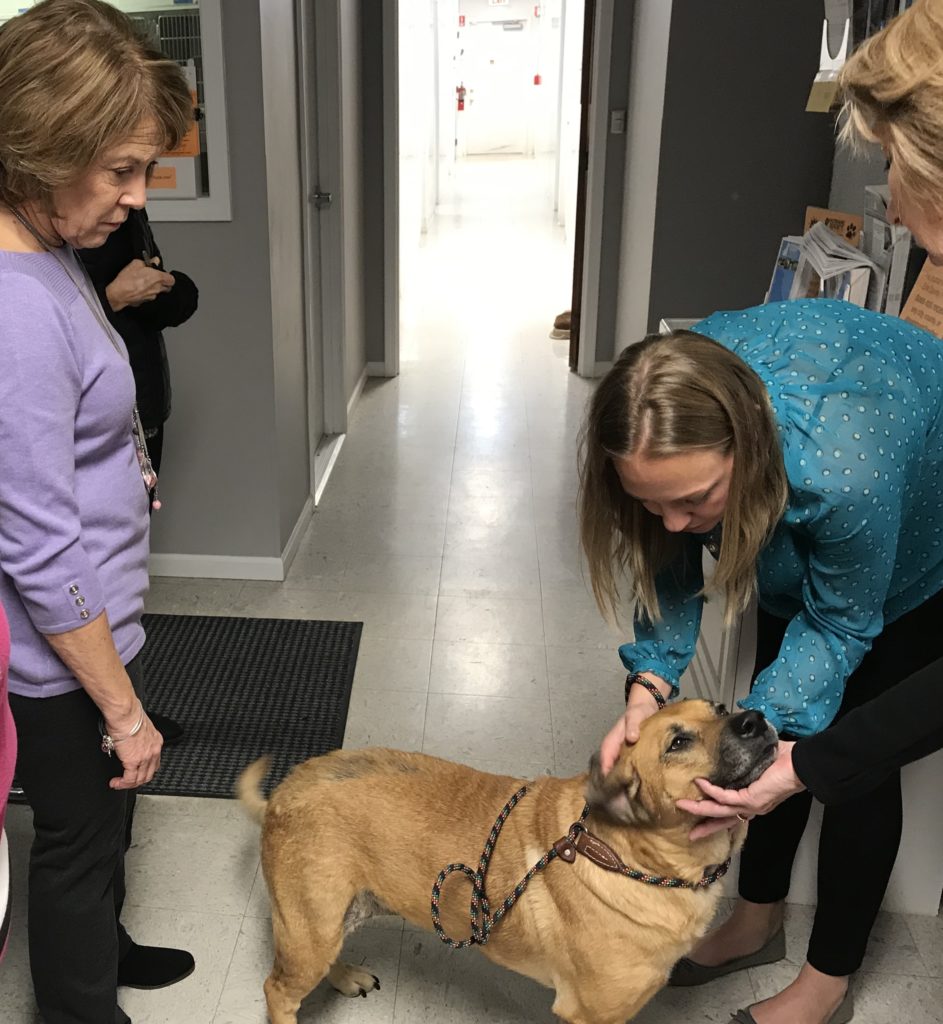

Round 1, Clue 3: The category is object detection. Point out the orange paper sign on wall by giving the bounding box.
[164,86,200,159]
[901,258,943,339]
[149,165,178,190]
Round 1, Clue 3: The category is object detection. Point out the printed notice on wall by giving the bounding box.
[901,258,943,339]
[149,166,178,190]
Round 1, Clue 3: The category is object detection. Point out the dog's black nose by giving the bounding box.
[732,710,767,739]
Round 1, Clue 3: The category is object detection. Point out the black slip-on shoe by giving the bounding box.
[117,943,195,990]
[731,982,853,1024]
[669,926,786,987]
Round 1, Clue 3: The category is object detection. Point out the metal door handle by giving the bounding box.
[310,191,333,209]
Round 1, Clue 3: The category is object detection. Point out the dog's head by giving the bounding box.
[585,699,777,829]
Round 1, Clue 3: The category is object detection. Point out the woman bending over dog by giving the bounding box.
[580,295,943,1024]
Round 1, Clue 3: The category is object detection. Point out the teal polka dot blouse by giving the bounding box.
[619,299,943,737]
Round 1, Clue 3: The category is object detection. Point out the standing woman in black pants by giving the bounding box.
[0,3,196,1020]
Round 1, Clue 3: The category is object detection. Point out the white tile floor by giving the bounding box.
[3,157,942,1021]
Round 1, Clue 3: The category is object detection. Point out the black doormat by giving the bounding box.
[139,613,362,799]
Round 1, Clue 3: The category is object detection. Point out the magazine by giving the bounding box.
[862,184,912,316]
[788,221,879,307]
[766,237,803,303]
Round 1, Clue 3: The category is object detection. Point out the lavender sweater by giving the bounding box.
[0,249,149,698]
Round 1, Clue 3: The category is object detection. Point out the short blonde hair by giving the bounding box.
[839,0,943,206]
[0,0,193,208]
[578,332,788,627]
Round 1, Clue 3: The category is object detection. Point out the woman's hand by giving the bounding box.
[105,258,174,312]
[104,705,163,790]
[599,673,672,774]
[676,740,803,839]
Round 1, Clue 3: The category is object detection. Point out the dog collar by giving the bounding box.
[552,820,731,889]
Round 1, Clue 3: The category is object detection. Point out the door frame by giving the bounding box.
[572,0,612,377]
[296,0,350,501]
[383,0,401,378]
[380,0,611,379]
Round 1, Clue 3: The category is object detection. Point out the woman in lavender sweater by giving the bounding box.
[0,3,196,1021]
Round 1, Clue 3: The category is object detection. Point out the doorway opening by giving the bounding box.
[397,0,590,370]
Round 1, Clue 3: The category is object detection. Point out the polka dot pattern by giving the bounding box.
[619,299,943,737]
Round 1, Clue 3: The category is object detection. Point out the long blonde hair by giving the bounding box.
[839,0,943,207]
[578,332,787,627]
[0,0,193,209]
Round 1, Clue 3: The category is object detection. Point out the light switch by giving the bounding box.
[610,109,627,135]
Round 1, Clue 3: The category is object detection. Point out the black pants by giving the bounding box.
[738,589,943,976]
[10,655,143,1024]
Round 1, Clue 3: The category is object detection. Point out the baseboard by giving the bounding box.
[281,494,313,575]
[348,365,368,417]
[366,361,389,377]
[313,434,345,505]
[593,361,613,378]
[148,497,314,583]
[148,552,285,581]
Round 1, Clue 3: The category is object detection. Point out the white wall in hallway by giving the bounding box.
[399,0,438,284]
[556,0,583,242]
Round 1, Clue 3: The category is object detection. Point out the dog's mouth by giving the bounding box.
[708,740,778,791]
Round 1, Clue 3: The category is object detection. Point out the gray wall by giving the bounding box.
[829,140,887,216]
[150,3,310,563]
[151,3,282,560]
[646,0,836,329]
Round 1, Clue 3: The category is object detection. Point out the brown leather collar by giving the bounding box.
[552,822,729,889]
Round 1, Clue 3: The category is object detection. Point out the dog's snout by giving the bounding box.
[731,710,767,740]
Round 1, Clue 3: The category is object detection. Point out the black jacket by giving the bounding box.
[792,658,943,804]
[79,209,198,430]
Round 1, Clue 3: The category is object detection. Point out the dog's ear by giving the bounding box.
[585,752,654,826]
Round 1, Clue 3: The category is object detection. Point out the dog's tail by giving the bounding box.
[236,756,271,825]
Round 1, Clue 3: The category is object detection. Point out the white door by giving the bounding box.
[462,21,531,156]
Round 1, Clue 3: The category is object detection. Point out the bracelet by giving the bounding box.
[100,700,145,757]
[625,673,668,710]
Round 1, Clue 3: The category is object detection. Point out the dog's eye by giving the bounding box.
[666,734,692,754]
[715,703,730,717]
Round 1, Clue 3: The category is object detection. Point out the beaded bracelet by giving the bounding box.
[624,673,668,710]
[100,700,145,757]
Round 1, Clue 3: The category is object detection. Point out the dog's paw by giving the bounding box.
[327,962,382,999]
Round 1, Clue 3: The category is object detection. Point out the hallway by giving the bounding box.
[2,158,941,1023]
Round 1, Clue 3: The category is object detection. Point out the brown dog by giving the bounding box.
[238,700,777,1024]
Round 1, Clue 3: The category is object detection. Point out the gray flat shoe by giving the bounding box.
[669,927,786,987]
[730,982,854,1024]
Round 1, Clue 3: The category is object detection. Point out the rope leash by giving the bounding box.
[431,785,586,948]
[431,785,730,949]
